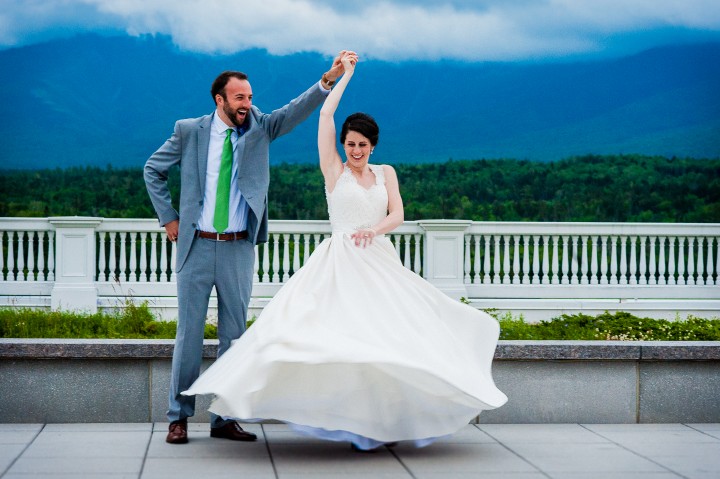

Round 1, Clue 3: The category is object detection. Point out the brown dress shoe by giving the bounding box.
[210,421,257,441]
[166,420,188,444]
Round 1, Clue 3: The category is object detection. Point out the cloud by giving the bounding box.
[1,0,719,60]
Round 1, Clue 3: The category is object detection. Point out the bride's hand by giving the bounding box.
[351,228,376,248]
[341,51,358,73]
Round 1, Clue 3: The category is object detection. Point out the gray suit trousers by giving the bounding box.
[167,235,254,427]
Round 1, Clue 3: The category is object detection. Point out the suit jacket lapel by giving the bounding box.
[197,114,212,197]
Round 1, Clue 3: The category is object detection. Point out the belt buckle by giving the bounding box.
[215,233,226,242]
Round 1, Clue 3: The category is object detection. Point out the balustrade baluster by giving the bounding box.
[464,235,471,282]
[117,232,127,282]
[570,236,578,285]
[17,232,26,281]
[522,235,531,285]
[149,233,158,282]
[128,232,138,282]
[262,239,270,283]
[27,232,36,281]
[492,236,501,284]
[281,234,291,282]
[600,236,617,284]
[292,233,301,276]
[646,236,655,285]
[253,245,260,283]
[706,238,714,286]
[677,237,687,285]
[37,231,46,281]
[139,232,149,282]
[687,237,696,286]
[668,237,677,285]
[303,234,312,265]
[618,236,628,285]
[550,235,559,285]
[629,236,638,285]
[541,235,550,285]
[159,235,168,282]
[561,236,569,285]
[271,234,281,282]
[599,236,609,285]
[696,237,705,286]
[502,235,511,284]
[715,238,720,286]
[483,235,491,284]
[638,236,647,285]
[589,236,598,285]
[657,236,666,285]
[6,232,15,280]
[413,234,422,275]
[471,235,480,283]
[0,231,5,281]
[513,235,521,284]
[580,236,589,285]
[531,236,540,285]
[47,231,55,281]
[97,232,107,281]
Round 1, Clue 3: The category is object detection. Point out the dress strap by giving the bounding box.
[370,164,385,185]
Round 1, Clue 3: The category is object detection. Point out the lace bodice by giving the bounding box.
[326,164,388,233]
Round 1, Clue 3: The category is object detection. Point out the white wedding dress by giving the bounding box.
[183,164,507,449]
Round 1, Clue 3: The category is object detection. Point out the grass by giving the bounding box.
[1,305,718,341]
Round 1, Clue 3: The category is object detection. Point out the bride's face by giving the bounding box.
[343,131,373,168]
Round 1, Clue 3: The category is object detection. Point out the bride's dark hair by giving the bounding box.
[340,113,379,146]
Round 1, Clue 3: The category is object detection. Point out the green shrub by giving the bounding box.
[0,302,217,339]
[495,310,720,341]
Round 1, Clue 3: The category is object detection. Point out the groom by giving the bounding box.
[144,55,345,444]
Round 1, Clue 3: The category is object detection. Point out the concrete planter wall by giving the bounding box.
[1,339,718,424]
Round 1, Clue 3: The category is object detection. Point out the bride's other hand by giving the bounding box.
[351,228,376,248]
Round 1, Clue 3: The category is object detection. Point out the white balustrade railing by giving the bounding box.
[1,217,718,320]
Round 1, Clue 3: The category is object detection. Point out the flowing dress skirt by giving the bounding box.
[183,233,507,449]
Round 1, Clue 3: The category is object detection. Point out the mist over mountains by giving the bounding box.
[1,34,718,169]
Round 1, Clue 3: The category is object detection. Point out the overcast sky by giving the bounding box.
[2,0,720,61]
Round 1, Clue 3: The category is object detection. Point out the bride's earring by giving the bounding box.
[371,149,374,155]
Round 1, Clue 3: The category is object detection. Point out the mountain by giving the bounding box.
[0,34,718,169]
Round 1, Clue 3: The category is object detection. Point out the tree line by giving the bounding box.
[1,154,718,223]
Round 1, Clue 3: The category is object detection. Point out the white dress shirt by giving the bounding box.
[197,112,249,233]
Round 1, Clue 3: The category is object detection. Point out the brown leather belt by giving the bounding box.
[195,230,248,241]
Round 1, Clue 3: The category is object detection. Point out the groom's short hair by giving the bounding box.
[211,71,249,104]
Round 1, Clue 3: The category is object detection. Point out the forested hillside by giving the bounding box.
[1,155,718,222]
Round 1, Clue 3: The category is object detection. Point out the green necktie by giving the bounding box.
[213,128,233,233]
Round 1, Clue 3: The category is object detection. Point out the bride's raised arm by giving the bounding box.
[318,51,358,190]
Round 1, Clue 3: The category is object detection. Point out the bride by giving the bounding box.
[183,51,507,451]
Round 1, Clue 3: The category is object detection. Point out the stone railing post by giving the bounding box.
[418,220,472,299]
[49,217,103,313]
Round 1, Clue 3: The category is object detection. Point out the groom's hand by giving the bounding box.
[164,220,179,242]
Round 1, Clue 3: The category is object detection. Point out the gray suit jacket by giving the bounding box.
[144,82,327,271]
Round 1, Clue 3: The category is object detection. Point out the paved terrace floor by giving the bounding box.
[1,423,719,479]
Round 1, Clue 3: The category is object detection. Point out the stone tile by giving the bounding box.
[270,442,407,475]
[584,424,719,444]
[415,473,546,479]
[279,474,412,479]
[395,442,538,474]
[639,362,720,423]
[0,429,40,444]
[7,456,144,475]
[0,359,150,423]
[142,456,275,477]
[548,473,682,479]
[507,442,667,474]
[687,423,720,440]
[480,361,637,423]
[479,423,611,444]
[0,443,26,473]
[22,430,151,457]
[0,424,43,431]
[4,475,139,479]
[43,422,152,432]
